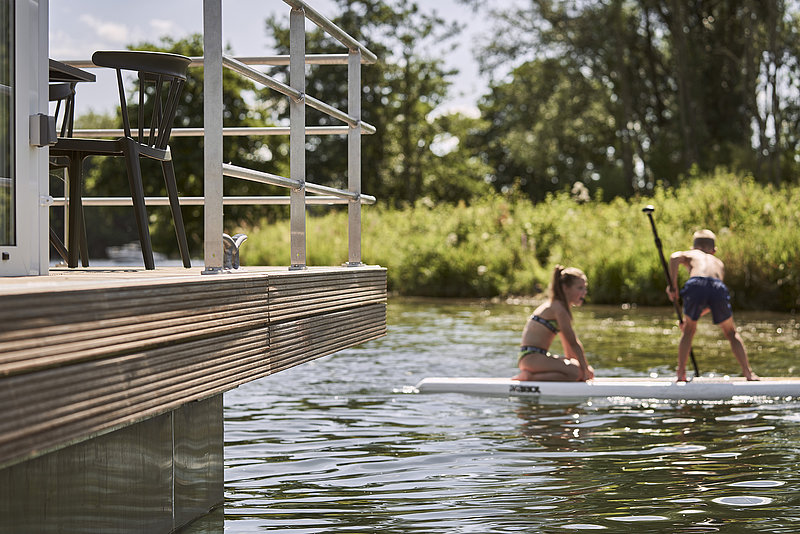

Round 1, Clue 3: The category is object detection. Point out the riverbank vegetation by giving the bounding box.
[239,170,800,312]
[71,1,800,313]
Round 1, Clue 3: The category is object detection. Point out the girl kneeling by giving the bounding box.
[514,265,594,382]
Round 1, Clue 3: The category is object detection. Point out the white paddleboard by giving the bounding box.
[414,376,800,401]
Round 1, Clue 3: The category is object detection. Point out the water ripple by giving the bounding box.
[712,496,774,506]
[728,480,786,488]
[210,301,800,534]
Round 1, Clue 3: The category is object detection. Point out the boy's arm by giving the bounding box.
[667,251,689,301]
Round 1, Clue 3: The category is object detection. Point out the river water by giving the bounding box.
[188,298,800,533]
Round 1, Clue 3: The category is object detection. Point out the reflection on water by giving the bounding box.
[192,299,800,533]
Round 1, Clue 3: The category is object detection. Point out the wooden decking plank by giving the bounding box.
[0,342,280,455]
[268,281,386,296]
[0,278,269,320]
[269,305,385,339]
[268,326,387,374]
[269,280,385,295]
[270,319,386,354]
[0,354,273,468]
[0,304,270,357]
[0,296,269,342]
[0,266,387,468]
[270,319,385,355]
[2,325,269,389]
[267,286,386,306]
[0,345,270,446]
[269,297,386,322]
[269,320,384,351]
[0,289,269,328]
[0,350,268,446]
[0,311,270,376]
[269,310,386,357]
[0,332,269,426]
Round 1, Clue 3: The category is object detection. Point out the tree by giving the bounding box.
[470,0,800,198]
[263,0,487,206]
[472,58,624,201]
[426,112,494,202]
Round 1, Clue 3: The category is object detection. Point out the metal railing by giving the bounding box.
[53,0,378,272]
[202,0,377,271]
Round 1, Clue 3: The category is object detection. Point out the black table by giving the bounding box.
[49,59,95,83]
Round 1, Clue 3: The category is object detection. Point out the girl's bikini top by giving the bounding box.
[530,314,559,334]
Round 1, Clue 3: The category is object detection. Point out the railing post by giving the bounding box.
[289,7,307,270]
[346,49,363,267]
[202,0,224,273]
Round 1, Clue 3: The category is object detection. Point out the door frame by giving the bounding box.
[0,0,48,276]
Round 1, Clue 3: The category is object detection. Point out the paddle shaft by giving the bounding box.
[644,210,700,377]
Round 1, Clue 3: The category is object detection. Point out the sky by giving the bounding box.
[49,0,513,119]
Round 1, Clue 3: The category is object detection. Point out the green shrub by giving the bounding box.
[238,169,800,311]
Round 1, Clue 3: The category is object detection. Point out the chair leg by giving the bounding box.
[49,227,69,263]
[162,160,191,268]
[66,154,84,268]
[121,138,155,270]
[78,207,89,267]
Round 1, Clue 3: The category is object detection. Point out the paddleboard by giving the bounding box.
[414,376,800,401]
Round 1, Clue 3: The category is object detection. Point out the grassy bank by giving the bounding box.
[238,169,800,311]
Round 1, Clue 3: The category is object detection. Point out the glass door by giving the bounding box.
[1,0,48,276]
[0,1,13,249]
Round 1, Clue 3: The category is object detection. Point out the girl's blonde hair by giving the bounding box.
[548,265,587,317]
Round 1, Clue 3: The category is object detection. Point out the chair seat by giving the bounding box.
[51,137,123,155]
[92,51,191,79]
[52,138,170,161]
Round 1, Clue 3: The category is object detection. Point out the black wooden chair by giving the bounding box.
[50,50,192,269]
[50,82,76,137]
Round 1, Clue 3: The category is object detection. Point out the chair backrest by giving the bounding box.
[49,82,76,137]
[92,50,191,150]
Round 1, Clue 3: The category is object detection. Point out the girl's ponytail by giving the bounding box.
[548,264,586,317]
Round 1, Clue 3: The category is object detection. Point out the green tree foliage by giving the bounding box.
[472,58,624,201]
[470,0,800,200]
[263,0,491,206]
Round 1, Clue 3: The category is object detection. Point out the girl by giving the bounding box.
[513,265,594,382]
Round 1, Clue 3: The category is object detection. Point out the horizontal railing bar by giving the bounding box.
[223,55,302,100]
[221,55,376,134]
[68,126,372,138]
[305,182,357,200]
[58,54,373,70]
[303,92,355,128]
[282,0,378,64]
[223,163,372,203]
[189,54,373,66]
[50,195,375,206]
[223,163,302,190]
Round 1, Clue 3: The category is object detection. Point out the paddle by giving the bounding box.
[642,205,700,378]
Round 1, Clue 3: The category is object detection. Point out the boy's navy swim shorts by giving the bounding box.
[680,276,733,324]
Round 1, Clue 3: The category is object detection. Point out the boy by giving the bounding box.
[667,229,759,382]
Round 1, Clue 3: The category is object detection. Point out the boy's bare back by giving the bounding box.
[674,248,725,281]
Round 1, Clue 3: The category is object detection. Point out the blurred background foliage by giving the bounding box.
[63,0,800,310]
[239,171,800,311]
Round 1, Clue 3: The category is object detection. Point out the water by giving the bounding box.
[200,299,800,532]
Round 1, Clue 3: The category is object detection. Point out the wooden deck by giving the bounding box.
[0,266,387,469]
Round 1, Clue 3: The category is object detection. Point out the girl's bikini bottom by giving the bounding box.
[518,345,563,364]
